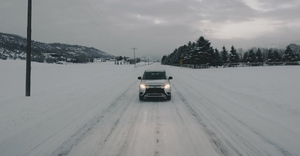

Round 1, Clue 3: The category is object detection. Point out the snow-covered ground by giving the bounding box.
[0,60,299,156]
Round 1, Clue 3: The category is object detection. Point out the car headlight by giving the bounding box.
[140,84,147,89]
[163,84,170,89]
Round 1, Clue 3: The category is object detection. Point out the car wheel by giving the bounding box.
[167,95,171,100]
[139,96,144,101]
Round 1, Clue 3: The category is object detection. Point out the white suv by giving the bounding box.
[138,70,172,100]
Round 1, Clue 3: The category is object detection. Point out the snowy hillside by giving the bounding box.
[0,32,114,62]
[0,60,300,156]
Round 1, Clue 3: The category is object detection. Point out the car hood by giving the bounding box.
[142,79,169,85]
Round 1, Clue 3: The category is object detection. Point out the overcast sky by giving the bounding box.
[1,0,300,59]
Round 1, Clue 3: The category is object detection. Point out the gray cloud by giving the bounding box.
[1,0,299,58]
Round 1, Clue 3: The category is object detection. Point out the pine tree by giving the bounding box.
[229,45,239,63]
[283,46,297,62]
[213,48,222,67]
[256,48,264,62]
[221,46,228,64]
[273,50,280,62]
[243,52,249,62]
[248,49,256,62]
[117,56,123,61]
[207,47,215,65]
[267,49,274,62]
[185,42,195,64]
[191,36,213,65]
[161,55,167,64]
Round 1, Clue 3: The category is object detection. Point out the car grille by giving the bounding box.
[145,88,165,93]
[147,93,164,97]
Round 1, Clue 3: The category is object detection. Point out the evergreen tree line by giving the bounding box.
[161,36,300,67]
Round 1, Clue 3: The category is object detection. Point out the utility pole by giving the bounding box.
[26,0,32,96]
[132,47,137,68]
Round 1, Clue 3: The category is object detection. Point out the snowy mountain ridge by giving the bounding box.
[0,32,114,62]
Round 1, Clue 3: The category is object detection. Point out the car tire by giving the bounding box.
[139,96,144,101]
[167,95,171,100]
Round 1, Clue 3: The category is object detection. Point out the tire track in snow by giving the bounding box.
[101,93,141,156]
[179,75,295,156]
[114,106,141,156]
[207,94,295,156]
[172,75,295,156]
[171,100,208,155]
[173,86,231,156]
[53,81,137,156]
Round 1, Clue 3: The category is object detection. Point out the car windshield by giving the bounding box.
[143,72,166,80]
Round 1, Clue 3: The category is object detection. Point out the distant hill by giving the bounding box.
[0,32,114,63]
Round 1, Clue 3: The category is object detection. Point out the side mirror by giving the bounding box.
[138,76,142,80]
[168,76,173,80]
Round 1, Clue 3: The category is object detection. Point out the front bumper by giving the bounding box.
[140,86,171,99]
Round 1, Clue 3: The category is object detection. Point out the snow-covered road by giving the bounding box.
[0,60,299,156]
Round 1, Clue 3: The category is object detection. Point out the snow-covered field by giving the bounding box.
[0,60,299,156]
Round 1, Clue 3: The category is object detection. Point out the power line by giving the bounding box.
[67,0,133,55]
[87,0,136,50]
[66,0,99,25]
